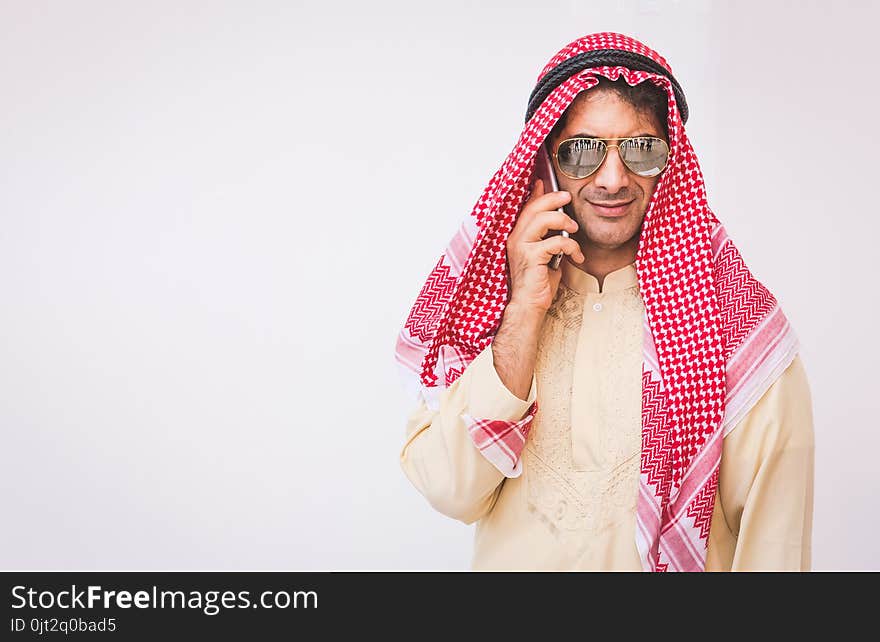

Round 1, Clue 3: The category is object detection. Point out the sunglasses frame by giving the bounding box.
[552,136,670,179]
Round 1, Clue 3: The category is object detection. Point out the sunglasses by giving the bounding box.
[553,136,670,179]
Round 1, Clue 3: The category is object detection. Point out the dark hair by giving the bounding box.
[549,76,669,143]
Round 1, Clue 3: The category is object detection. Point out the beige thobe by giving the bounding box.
[400,260,814,571]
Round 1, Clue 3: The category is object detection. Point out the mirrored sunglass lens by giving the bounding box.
[557,139,605,178]
[619,138,668,177]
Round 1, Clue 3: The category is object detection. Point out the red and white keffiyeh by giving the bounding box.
[395,33,799,571]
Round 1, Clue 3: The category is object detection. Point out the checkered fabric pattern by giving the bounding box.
[395,33,799,571]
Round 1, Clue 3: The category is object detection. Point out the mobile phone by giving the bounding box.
[533,143,567,270]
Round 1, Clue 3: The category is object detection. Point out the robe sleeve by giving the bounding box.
[713,354,815,570]
[399,344,537,524]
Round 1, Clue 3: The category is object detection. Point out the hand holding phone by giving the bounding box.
[533,144,568,270]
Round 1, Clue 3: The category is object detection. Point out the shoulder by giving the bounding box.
[723,354,814,456]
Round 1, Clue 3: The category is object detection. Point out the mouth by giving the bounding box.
[589,200,634,218]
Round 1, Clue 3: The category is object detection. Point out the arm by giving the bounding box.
[399,344,537,523]
[494,178,583,398]
[716,355,815,570]
[400,180,583,524]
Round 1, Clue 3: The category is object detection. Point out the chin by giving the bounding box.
[587,237,633,251]
[582,225,641,250]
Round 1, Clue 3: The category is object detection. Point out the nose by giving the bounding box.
[591,144,630,194]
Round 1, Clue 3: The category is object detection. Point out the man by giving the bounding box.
[395,33,813,571]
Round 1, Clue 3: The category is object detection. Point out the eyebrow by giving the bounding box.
[567,132,659,139]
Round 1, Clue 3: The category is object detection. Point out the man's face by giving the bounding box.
[549,89,665,254]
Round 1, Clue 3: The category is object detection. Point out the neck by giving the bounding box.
[570,234,638,291]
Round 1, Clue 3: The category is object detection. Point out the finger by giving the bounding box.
[519,189,571,223]
[521,210,579,242]
[531,177,545,199]
[526,236,585,264]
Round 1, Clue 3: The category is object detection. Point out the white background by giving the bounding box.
[2,0,878,570]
